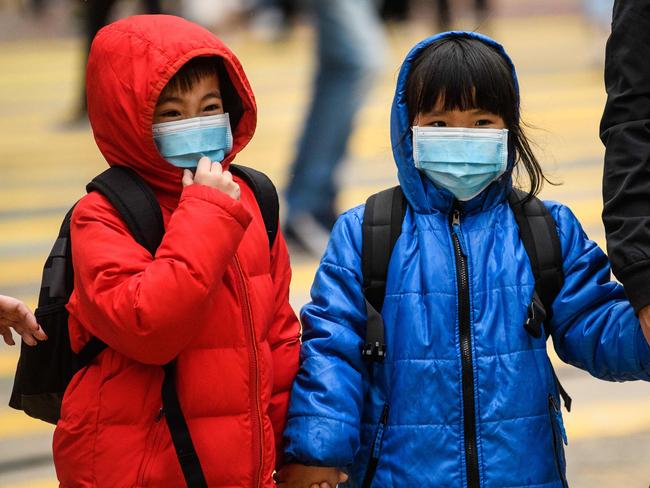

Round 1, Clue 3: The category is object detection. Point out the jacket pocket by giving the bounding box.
[136,408,165,487]
[361,404,389,488]
[548,395,568,488]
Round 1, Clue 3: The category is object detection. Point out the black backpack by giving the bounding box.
[9,164,279,488]
[360,186,571,396]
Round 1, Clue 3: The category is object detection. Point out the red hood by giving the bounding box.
[86,15,257,206]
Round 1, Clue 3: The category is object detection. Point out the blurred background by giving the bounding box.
[0,0,648,486]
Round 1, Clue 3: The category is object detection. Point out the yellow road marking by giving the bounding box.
[0,409,53,438]
[0,350,18,377]
[3,478,58,488]
[565,398,650,441]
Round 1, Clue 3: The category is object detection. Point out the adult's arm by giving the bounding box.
[600,1,650,312]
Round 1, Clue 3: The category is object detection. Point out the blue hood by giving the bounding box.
[390,31,520,214]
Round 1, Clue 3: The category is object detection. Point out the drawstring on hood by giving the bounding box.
[390,31,519,215]
[86,15,257,208]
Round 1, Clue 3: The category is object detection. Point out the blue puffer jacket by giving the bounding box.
[284,32,650,488]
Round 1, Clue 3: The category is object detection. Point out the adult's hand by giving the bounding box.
[638,305,650,346]
[0,295,46,346]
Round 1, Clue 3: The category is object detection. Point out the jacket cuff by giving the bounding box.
[181,183,252,229]
[283,416,358,468]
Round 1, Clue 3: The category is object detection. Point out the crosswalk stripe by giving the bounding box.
[0,409,53,438]
[2,478,58,488]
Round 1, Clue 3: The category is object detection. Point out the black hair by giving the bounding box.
[161,56,244,131]
[405,36,551,197]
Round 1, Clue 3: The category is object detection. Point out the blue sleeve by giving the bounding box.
[284,207,368,468]
[548,203,650,381]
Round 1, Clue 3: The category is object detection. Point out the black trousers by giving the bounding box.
[78,0,162,114]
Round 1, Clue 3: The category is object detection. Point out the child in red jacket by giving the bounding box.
[53,15,300,487]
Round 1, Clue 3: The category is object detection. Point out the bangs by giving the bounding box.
[163,56,221,95]
[406,37,517,124]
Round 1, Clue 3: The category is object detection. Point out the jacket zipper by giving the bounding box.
[234,255,263,487]
[361,404,390,488]
[137,407,165,486]
[548,395,568,488]
[451,209,480,488]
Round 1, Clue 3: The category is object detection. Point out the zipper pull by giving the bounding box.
[452,209,461,228]
[155,407,164,422]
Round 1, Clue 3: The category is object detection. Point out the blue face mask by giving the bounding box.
[412,126,509,201]
[152,113,233,169]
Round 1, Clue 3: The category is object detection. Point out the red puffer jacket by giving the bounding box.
[52,15,300,487]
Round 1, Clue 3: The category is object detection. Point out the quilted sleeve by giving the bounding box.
[283,207,369,468]
[546,203,650,381]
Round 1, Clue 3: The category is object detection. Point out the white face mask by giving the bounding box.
[152,113,233,169]
[412,126,509,201]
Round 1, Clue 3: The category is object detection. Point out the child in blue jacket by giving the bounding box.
[276,32,650,488]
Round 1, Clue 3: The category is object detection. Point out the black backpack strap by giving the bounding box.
[87,166,165,256]
[508,189,564,328]
[88,167,207,484]
[162,363,208,488]
[361,186,406,362]
[508,189,571,411]
[229,164,279,249]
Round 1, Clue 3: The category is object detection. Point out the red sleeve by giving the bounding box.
[266,228,301,468]
[67,183,252,365]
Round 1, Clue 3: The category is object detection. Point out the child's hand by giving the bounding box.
[182,156,240,200]
[275,464,348,487]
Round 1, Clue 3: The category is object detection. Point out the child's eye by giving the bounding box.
[203,104,221,112]
[431,121,447,127]
[474,119,492,127]
[161,110,181,118]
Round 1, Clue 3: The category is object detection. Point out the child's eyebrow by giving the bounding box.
[157,95,184,105]
[471,109,494,115]
[202,90,222,101]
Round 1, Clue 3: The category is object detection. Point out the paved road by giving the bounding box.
[0,3,648,487]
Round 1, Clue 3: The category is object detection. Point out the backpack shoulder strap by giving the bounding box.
[361,186,406,362]
[508,189,571,412]
[229,164,279,250]
[508,188,564,324]
[509,189,564,320]
[86,166,165,256]
[362,186,406,312]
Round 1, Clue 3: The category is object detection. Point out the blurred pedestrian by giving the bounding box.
[250,0,299,40]
[601,0,650,346]
[283,0,385,256]
[278,32,650,487]
[0,295,46,346]
[380,0,411,22]
[582,0,614,65]
[71,0,164,121]
[436,0,491,31]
